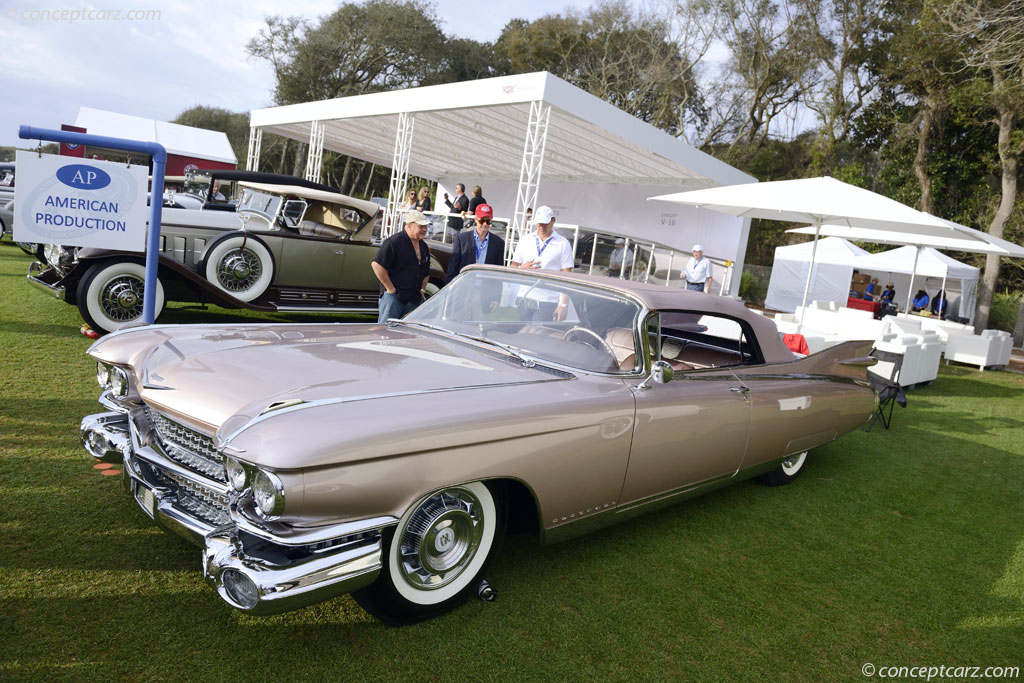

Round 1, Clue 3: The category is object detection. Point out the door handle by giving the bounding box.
[335,250,345,255]
[730,386,749,394]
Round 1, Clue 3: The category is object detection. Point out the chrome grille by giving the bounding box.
[162,470,231,527]
[145,407,225,482]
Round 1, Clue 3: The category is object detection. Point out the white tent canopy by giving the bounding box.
[74,107,237,164]
[788,220,1024,257]
[765,237,871,312]
[248,72,755,294]
[857,246,980,321]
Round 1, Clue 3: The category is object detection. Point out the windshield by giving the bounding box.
[238,188,283,220]
[405,269,643,374]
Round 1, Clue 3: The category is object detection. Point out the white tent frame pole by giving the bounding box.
[246,127,262,172]
[939,267,947,317]
[797,220,822,332]
[507,100,551,261]
[382,112,415,239]
[905,246,921,313]
[304,120,325,183]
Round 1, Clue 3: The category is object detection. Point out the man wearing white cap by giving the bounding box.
[371,210,432,323]
[609,237,634,278]
[510,205,573,320]
[684,244,711,293]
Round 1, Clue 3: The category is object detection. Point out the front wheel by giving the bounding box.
[77,259,165,335]
[756,451,808,487]
[353,481,504,625]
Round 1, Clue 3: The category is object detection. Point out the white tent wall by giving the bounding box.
[857,246,980,322]
[437,178,748,296]
[764,237,870,312]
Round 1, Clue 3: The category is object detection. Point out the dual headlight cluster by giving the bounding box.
[224,456,285,520]
[96,361,130,399]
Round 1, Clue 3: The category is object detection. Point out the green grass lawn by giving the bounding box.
[1,240,1022,681]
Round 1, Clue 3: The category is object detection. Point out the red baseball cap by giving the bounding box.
[475,204,493,219]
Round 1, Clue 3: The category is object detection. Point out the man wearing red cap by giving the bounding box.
[446,203,506,283]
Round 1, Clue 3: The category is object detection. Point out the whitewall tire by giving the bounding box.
[77,260,165,335]
[203,235,274,302]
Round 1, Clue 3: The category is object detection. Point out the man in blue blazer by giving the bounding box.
[446,204,506,282]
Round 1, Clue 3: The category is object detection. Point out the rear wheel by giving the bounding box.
[353,481,504,625]
[202,235,274,302]
[77,259,165,335]
[756,451,808,486]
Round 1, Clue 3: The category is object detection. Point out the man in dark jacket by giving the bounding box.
[443,183,470,234]
[446,204,505,282]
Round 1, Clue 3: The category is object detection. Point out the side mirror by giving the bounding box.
[636,360,674,391]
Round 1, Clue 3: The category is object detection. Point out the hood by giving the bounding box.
[123,322,567,434]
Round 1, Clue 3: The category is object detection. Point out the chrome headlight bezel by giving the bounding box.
[224,457,249,492]
[252,469,285,520]
[110,367,129,399]
[96,361,111,389]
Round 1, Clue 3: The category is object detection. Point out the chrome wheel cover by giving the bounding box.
[397,487,485,591]
[781,451,807,476]
[215,248,262,293]
[98,274,145,322]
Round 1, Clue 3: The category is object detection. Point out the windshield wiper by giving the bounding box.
[461,333,536,368]
[390,320,537,367]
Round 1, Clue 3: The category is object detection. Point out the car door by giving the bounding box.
[618,312,752,505]
[278,233,348,289]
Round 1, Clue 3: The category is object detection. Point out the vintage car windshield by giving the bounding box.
[404,269,643,374]
[238,188,283,221]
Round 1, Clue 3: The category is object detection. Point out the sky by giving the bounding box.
[0,0,584,149]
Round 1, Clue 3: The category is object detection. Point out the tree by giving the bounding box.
[172,106,250,167]
[934,0,1024,331]
[494,1,701,136]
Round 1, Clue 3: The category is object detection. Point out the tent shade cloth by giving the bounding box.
[74,107,237,165]
[856,246,980,321]
[249,72,752,188]
[765,237,871,312]
[787,221,1024,257]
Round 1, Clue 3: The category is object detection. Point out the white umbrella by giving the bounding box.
[649,177,963,330]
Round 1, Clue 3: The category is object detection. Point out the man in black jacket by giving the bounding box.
[446,204,505,282]
[442,183,470,234]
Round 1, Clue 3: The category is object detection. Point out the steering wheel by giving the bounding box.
[562,326,619,365]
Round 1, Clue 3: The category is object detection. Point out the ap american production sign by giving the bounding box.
[14,151,147,251]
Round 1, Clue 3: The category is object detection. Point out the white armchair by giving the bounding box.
[872,334,927,387]
[945,330,1011,370]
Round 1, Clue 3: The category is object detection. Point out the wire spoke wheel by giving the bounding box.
[215,248,263,293]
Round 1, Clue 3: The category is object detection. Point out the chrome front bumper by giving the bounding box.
[27,261,68,301]
[81,409,387,616]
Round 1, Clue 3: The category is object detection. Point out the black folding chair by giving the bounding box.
[864,349,907,432]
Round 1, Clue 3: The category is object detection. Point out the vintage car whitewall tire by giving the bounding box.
[202,235,274,303]
[78,259,165,335]
[353,481,504,625]
[756,451,808,486]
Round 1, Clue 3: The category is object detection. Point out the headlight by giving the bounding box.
[96,362,111,389]
[110,367,129,398]
[44,243,62,266]
[225,457,248,491]
[252,469,285,519]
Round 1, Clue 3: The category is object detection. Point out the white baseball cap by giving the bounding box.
[534,205,556,223]
[692,244,703,252]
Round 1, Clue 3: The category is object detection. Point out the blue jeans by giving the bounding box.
[378,292,421,323]
[686,281,705,292]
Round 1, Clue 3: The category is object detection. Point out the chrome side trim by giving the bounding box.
[216,376,571,448]
[273,306,377,313]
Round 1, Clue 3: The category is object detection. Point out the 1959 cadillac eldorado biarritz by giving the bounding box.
[81,266,878,624]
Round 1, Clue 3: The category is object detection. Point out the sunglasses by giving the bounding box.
[478,218,492,223]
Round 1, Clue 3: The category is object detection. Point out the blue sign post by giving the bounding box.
[19,125,166,325]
